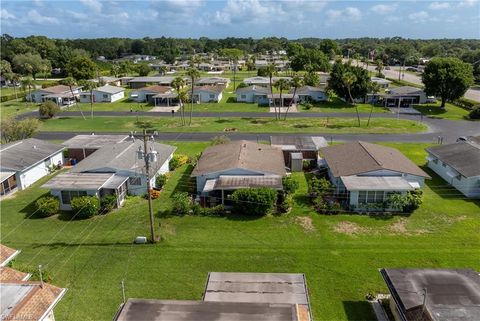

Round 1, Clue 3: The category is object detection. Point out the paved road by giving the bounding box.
[358,61,480,102]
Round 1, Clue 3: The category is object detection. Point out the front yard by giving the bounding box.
[1,142,479,321]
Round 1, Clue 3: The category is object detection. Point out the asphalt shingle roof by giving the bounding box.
[0,139,64,171]
[426,140,480,177]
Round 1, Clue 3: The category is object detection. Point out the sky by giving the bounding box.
[1,0,479,39]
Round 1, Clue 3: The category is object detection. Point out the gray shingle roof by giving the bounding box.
[426,141,480,177]
[70,140,176,174]
[191,140,286,177]
[62,135,128,149]
[0,139,64,171]
[93,85,125,94]
[387,86,425,95]
[270,136,328,151]
[320,141,430,178]
[236,85,270,95]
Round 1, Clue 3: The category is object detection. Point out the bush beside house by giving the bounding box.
[39,101,60,119]
[35,196,60,217]
[231,187,277,216]
[71,196,100,219]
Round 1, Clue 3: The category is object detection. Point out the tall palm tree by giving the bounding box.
[61,77,86,120]
[159,65,168,76]
[284,74,303,120]
[177,90,188,127]
[375,59,384,77]
[79,80,98,119]
[21,77,34,107]
[274,78,290,116]
[265,63,277,119]
[342,72,360,126]
[185,67,200,126]
[366,82,380,127]
[171,76,186,125]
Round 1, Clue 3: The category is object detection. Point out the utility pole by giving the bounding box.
[141,129,157,243]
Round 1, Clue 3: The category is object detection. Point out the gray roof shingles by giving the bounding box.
[426,141,480,177]
[0,139,64,171]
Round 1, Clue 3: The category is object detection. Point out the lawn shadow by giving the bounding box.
[250,119,268,124]
[224,213,264,221]
[226,97,237,103]
[215,119,234,124]
[21,192,50,219]
[171,164,195,196]
[342,300,375,321]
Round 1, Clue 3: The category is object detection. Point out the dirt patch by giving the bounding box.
[295,216,315,232]
[162,222,176,236]
[333,221,368,235]
[389,218,408,234]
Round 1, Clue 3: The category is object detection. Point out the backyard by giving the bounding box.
[1,142,479,321]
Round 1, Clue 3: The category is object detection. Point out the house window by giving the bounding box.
[103,94,108,99]
[367,191,375,203]
[61,190,87,205]
[81,95,88,99]
[209,94,215,99]
[433,159,438,164]
[374,191,384,203]
[241,95,246,99]
[442,162,447,167]
[129,177,141,186]
[358,191,367,203]
[44,158,52,167]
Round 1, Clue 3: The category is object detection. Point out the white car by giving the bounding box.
[426,96,436,103]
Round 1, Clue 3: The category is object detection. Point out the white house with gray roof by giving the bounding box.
[0,139,64,197]
[382,86,428,107]
[426,137,480,198]
[79,85,125,103]
[235,85,270,104]
[42,140,176,210]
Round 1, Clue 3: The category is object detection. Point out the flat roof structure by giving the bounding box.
[380,268,480,321]
[62,134,128,149]
[204,272,311,321]
[341,176,415,191]
[213,175,283,190]
[42,173,115,190]
[270,136,328,151]
[114,299,299,321]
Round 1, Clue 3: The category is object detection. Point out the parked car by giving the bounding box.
[406,67,419,72]
[426,96,436,103]
[385,66,391,70]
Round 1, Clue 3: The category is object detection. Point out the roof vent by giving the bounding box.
[33,145,37,149]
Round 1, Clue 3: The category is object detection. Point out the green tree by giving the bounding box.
[12,53,48,79]
[342,72,361,126]
[39,101,60,119]
[110,64,120,77]
[186,67,200,126]
[119,61,133,76]
[220,48,244,90]
[65,55,97,80]
[171,76,186,125]
[274,78,290,121]
[328,61,371,110]
[290,48,330,72]
[137,64,152,77]
[231,187,277,216]
[375,59,384,77]
[61,77,86,119]
[285,74,303,120]
[0,117,39,143]
[264,63,277,118]
[78,80,98,119]
[21,77,35,106]
[422,57,474,108]
[0,60,12,75]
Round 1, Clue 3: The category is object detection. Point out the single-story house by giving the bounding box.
[43,140,176,210]
[195,77,230,86]
[270,136,328,170]
[243,76,270,87]
[197,62,214,71]
[0,244,20,267]
[316,72,330,84]
[0,244,67,321]
[27,85,81,106]
[127,76,178,89]
[119,77,134,86]
[371,76,392,88]
[62,134,129,162]
[425,137,480,198]
[89,76,121,86]
[79,85,125,103]
[235,85,269,105]
[191,140,287,206]
[380,268,480,321]
[268,93,294,107]
[0,139,64,197]
[293,86,328,103]
[255,60,269,69]
[319,141,430,211]
[191,85,225,103]
[382,86,428,107]
[129,85,174,103]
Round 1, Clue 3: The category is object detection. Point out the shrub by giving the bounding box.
[148,189,161,199]
[309,177,333,198]
[211,135,231,145]
[231,187,277,216]
[39,101,60,118]
[301,102,312,110]
[100,194,117,213]
[155,174,168,189]
[469,106,480,119]
[35,196,60,217]
[187,152,202,167]
[70,196,100,219]
[169,154,188,170]
[172,192,191,215]
[313,197,341,214]
[282,176,299,195]
[386,190,423,213]
[277,194,293,214]
[192,204,226,217]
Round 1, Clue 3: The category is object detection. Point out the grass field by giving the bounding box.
[38,116,428,134]
[1,142,478,321]
[0,98,38,118]
[413,102,471,120]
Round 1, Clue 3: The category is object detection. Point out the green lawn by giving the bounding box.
[0,98,38,118]
[299,97,388,114]
[38,116,427,134]
[413,102,471,120]
[1,142,478,321]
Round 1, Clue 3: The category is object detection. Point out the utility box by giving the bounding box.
[290,152,303,172]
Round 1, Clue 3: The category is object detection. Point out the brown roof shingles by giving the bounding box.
[0,267,30,281]
[320,141,430,178]
[0,243,19,266]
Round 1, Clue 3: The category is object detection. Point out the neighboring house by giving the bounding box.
[43,140,176,210]
[79,85,125,103]
[129,85,174,103]
[127,76,179,89]
[0,244,20,267]
[191,85,225,103]
[243,76,270,87]
[113,272,311,321]
[382,86,427,107]
[235,85,269,105]
[317,72,330,84]
[270,136,328,170]
[371,76,392,88]
[0,244,67,321]
[319,141,430,211]
[195,77,230,86]
[191,140,286,206]
[27,85,81,106]
[380,268,480,321]
[197,62,214,71]
[267,93,294,107]
[89,76,121,86]
[293,86,328,103]
[255,60,269,69]
[0,139,64,197]
[119,77,134,86]
[425,138,480,198]
[62,134,129,162]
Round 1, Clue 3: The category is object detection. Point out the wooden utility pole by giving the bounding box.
[142,129,157,243]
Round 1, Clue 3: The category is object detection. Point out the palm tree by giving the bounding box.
[375,59,384,77]
[21,77,35,107]
[61,77,86,120]
[177,90,188,127]
[159,66,168,76]
[366,82,380,127]
[274,78,290,120]
[79,80,98,119]
[171,76,186,125]
[185,67,200,126]
[265,63,277,119]
[284,74,303,120]
[110,64,120,77]
[342,72,360,126]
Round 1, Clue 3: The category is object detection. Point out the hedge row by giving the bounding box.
[1,93,26,102]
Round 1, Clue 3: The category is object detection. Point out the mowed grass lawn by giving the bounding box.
[39,116,427,134]
[1,142,479,321]
[413,102,472,120]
